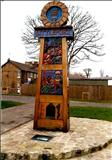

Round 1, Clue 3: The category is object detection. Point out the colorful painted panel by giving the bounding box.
[41,70,63,95]
[43,38,62,64]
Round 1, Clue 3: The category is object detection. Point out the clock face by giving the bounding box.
[41,1,68,27]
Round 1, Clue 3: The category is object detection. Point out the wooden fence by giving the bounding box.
[21,84,37,96]
[69,85,112,101]
[21,84,112,100]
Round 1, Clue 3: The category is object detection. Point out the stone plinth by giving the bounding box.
[1,118,112,159]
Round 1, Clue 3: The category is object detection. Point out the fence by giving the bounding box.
[21,84,37,96]
[21,84,112,100]
[69,85,112,101]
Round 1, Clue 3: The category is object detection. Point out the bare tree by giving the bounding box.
[83,68,92,78]
[100,69,104,77]
[21,5,105,67]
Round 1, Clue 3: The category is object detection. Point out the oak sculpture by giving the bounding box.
[34,1,73,132]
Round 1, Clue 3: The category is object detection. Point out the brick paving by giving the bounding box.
[1,118,112,160]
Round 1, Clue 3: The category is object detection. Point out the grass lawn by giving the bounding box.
[70,106,112,122]
[1,100,25,109]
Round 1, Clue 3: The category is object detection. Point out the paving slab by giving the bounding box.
[1,118,112,160]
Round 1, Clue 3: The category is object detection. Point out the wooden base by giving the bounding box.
[33,118,70,132]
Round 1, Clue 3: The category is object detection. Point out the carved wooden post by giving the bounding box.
[33,1,73,132]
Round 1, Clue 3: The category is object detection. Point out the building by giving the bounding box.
[2,59,38,94]
[69,77,112,86]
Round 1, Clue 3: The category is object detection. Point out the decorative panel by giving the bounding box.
[43,37,62,64]
[41,70,63,95]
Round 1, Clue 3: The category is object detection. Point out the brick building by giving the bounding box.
[2,59,38,94]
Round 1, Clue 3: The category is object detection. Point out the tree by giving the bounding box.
[21,5,105,67]
[83,68,92,78]
[100,69,104,77]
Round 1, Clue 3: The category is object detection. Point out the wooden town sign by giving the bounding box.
[34,1,74,132]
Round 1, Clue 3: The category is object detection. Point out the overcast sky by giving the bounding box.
[1,1,112,77]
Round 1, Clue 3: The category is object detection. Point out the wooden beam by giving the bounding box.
[62,37,69,131]
[33,38,44,129]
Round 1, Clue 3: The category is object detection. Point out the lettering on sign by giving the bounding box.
[35,28,73,38]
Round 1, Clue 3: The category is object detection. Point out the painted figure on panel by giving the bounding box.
[41,70,63,95]
[43,38,62,64]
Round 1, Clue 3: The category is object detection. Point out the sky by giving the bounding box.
[1,1,112,77]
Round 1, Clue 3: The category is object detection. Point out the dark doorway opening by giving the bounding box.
[46,103,55,119]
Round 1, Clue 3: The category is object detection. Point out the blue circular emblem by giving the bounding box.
[41,1,68,27]
[46,6,62,23]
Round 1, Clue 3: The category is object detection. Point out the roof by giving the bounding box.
[69,73,112,80]
[70,77,112,81]
[69,73,86,79]
[2,59,37,73]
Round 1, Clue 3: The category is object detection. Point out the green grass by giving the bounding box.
[1,100,25,109]
[70,106,112,122]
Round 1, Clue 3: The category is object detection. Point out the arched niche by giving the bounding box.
[46,103,55,119]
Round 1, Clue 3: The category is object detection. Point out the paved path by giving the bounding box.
[2,95,35,104]
[1,103,34,134]
[1,95,35,134]
[2,95,112,107]
[70,101,112,108]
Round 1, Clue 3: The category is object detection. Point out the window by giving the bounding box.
[17,71,21,78]
[17,88,21,94]
[30,73,33,78]
[108,80,112,86]
[17,83,20,87]
[34,74,37,79]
